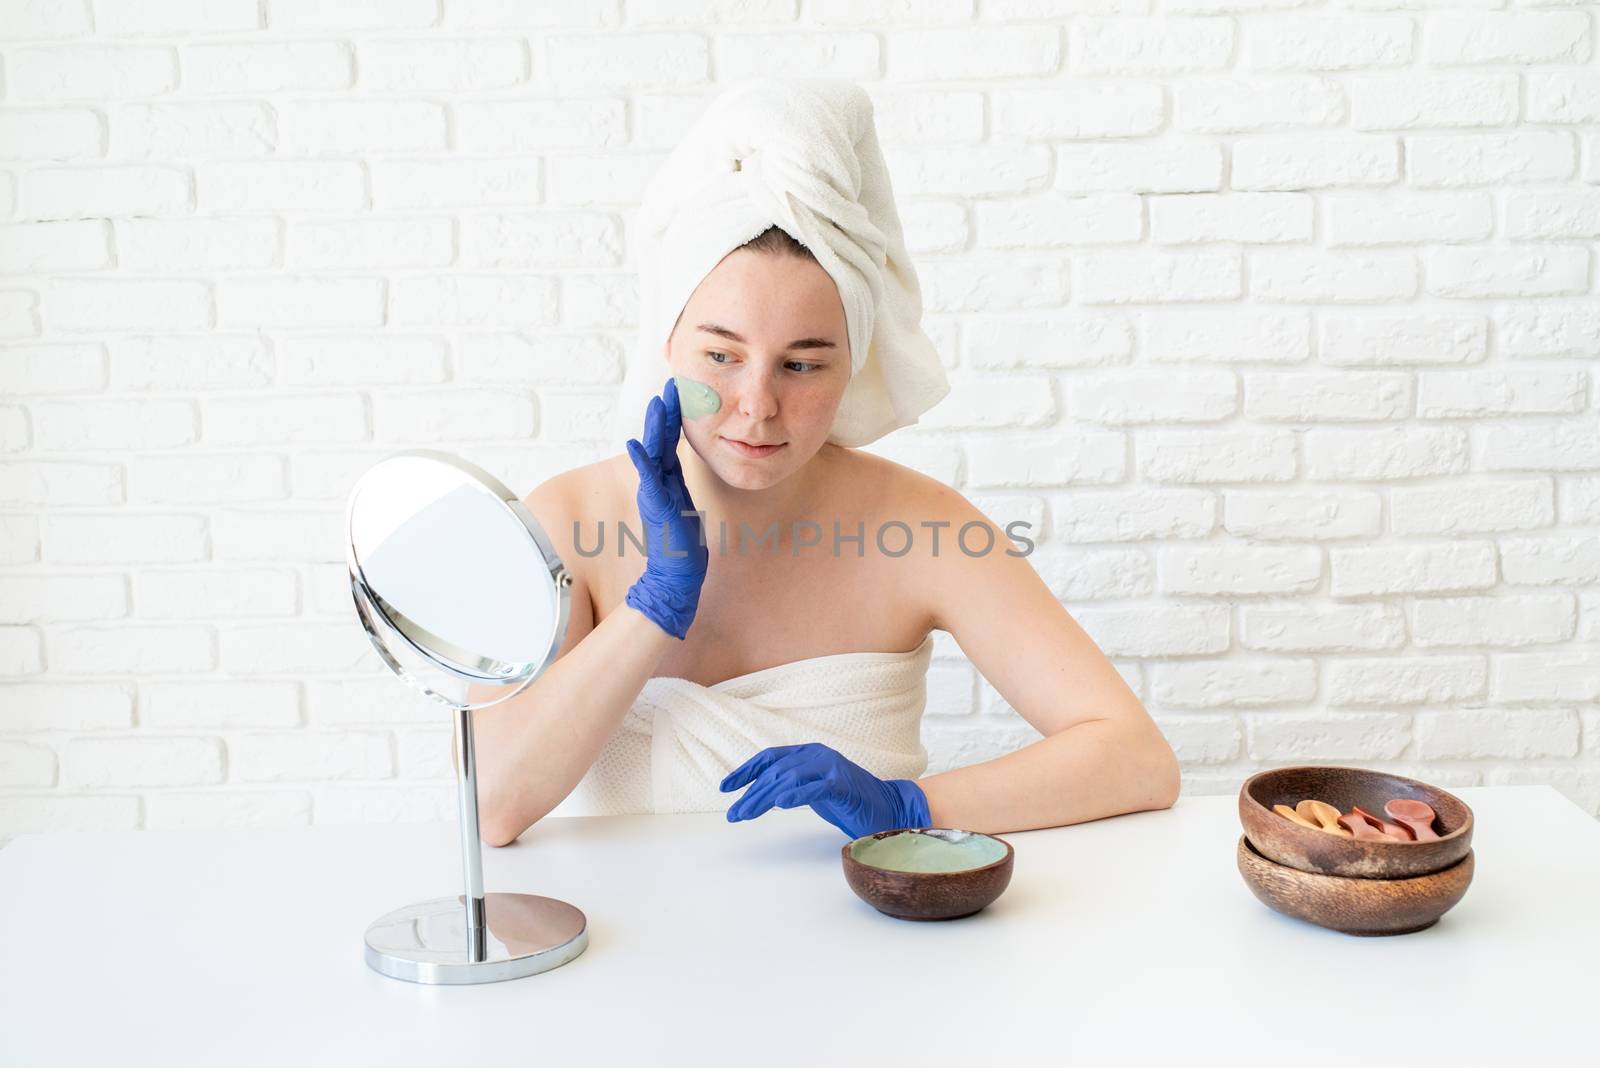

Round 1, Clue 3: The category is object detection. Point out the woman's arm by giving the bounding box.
[910,482,1181,835]
[471,479,678,847]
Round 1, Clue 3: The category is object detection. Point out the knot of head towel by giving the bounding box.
[610,78,951,453]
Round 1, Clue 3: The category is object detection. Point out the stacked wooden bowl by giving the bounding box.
[1237,766,1476,936]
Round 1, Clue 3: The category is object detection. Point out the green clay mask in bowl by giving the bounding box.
[674,376,721,420]
[848,828,1009,874]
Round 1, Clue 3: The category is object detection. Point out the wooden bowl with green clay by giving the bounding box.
[841,828,1014,921]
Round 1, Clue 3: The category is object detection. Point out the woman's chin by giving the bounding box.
[713,462,784,490]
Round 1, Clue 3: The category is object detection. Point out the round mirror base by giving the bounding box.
[364,892,588,985]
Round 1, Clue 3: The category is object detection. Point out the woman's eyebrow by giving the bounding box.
[695,322,837,351]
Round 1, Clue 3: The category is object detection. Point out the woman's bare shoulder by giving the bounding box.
[519,455,632,619]
[523,454,629,517]
[839,446,966,520]
[518,455,633,575]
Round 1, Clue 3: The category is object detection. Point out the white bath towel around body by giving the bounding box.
[554,634,935,817]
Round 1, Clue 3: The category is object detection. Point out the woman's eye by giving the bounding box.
[705,351,819,373]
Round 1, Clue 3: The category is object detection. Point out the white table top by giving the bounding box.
[1,785,1594,1066]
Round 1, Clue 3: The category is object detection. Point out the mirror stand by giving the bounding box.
[362,703,589,985]
[347,448,588,986]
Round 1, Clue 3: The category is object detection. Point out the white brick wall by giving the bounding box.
[2,2,1598,843]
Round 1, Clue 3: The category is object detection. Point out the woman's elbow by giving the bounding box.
[476,787,532,848]
[1146,736,1181,810]
[478,807,516,848]
[1120,718,1180,812]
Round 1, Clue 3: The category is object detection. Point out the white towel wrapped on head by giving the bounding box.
[609,77,950,453]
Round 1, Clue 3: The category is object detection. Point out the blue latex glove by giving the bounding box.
[624,378,708,640]
[719,742,931,839]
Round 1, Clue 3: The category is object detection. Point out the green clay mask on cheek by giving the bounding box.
[674,376,721,420]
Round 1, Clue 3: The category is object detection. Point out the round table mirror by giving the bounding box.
[346,449,588,985]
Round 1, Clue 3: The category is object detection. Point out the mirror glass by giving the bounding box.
[346,451,569,710]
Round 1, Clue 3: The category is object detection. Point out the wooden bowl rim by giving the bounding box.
[1239,833,1474,885]
[840,826,1015,877]
[1240,764,1474,846]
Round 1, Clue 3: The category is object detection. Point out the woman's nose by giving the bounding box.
[733,373,779,420]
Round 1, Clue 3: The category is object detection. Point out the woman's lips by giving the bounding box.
[723,436,786,457]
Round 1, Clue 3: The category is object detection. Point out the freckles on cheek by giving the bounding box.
[786,387,835,428]
[809,373,849,417]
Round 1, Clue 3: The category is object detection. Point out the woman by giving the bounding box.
[473,82,1179,847]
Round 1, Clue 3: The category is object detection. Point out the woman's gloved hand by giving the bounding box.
[719,742,931,839]
[624,377,708,640]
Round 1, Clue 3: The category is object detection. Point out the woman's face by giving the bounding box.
[666,247,851,490]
